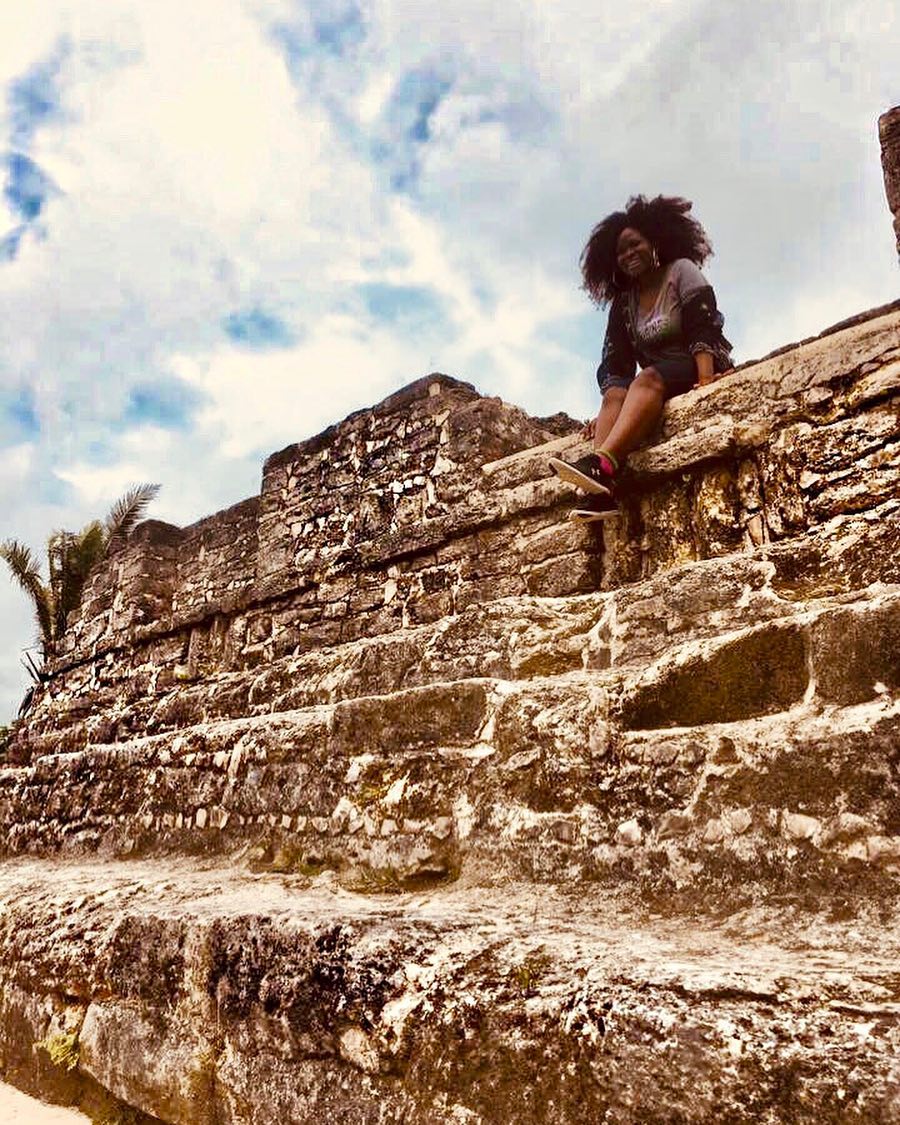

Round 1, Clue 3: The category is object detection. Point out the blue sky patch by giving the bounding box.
[4,153,56,221]
[313,4,365,54]
[392,68,453,145]
[358,283,445,327]
[539,310,605,364]
[272,2,364,68]
[0,223,26,262]
[84,439,120,467]
[1,385,40,438]
[7,40,69,147]
[223,307,295,350]
[375,67,454,193]
[124,379,206,431]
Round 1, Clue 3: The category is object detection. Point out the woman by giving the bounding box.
[550,194,732,521]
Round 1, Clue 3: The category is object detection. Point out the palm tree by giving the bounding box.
[1,483,160,661]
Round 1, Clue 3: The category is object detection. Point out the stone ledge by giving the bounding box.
[20,506,897,759]
[4,674,899,907]
[33,303,899,706]
[482,306,900,491]
[3,857,900,1124]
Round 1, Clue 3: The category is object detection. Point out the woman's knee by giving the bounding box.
[601,386,627,409]
[632,366,666,394]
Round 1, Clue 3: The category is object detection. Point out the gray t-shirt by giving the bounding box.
[629,258,710,364]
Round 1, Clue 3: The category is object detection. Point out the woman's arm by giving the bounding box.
[596,296,637,389]
[695,350,715,386]
[680,285,732,377]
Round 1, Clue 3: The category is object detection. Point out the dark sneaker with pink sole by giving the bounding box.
[548,454,614,495]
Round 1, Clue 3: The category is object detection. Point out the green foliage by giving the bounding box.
[0,540,52,648]
[357,781,389,806]
[37,1027,80,1072]
[1,483,160,660]
[512,950,552,997]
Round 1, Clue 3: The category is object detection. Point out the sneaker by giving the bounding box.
[548,454,613,495]
[569,492,620,523]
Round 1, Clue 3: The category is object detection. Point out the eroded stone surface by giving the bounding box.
[2,304,900,1121]
[4,859,900,1125]
[881,105,900,258]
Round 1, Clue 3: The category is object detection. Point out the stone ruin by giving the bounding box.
[0,294,896,1124]
[0,122,897,1120]
[881,105,900,260]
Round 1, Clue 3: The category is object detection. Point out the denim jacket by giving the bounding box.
[596,263,732,388]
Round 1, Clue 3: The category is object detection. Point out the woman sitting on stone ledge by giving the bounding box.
[550,194,733,522]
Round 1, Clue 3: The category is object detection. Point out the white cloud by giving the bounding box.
[0,0,897,718]
[0,442,35,483]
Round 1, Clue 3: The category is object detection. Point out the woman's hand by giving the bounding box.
[581,416,596,440]
[697,367,734,388]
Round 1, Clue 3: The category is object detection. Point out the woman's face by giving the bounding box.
[616,227,655,278]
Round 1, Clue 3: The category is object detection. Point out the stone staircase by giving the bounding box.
[0,301,898,1123]
[3,568,900,905]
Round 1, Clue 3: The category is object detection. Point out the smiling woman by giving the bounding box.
[549,194,733,523]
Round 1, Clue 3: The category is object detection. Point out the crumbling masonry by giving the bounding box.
[0,124,897,1124]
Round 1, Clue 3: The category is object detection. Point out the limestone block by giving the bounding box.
[702,819,725,844]
[618,622,809,730]
[657,811,693,839]
[880,105,900,256]
[782,812,821,842]
[867,835,900,863]
[79,1002,214,1125]
[330,681,491,756]
[616,819,643,846]
[810,595,900,705]
[821,812,873,846]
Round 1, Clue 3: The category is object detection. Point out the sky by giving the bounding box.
[0,0,897,721]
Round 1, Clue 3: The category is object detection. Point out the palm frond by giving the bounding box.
[0,539,54,650]
[51,524,104,633]
[103,483,160,548]
[0,540,43,593]
[21,649,45,683]
[3,484,161,656]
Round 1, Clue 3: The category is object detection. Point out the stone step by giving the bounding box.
[18,591,605,754]
[4,666,900,908]
[1,676,595,878]
[19,502,898,756]
[2,856,900,1124]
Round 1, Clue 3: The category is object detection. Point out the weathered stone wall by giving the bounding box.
[59,376,568,659]
[25,376,585,749]
[881,104,900,259]
[1,299,896,889]
[172,497,260,618]
[16,302,899,767]
[1,301,899,1125]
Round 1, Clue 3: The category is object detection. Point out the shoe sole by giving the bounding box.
[548,457,611,495]
[569,508,620,524]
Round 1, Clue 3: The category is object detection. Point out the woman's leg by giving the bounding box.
[590,387,627,453]
[600,367,666,465]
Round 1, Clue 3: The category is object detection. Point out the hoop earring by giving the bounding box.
[650,246,660,268]
[612,267,629,289]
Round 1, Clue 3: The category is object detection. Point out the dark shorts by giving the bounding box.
[600,355,697,401]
